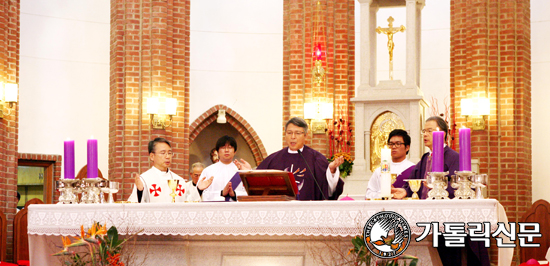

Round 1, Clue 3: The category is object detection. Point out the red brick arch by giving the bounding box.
[189,105,268,165]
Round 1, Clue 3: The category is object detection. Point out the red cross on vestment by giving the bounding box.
[149,184,161,197]
[176,184,185,196]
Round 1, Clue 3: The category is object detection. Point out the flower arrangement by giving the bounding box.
[348,235,373,265]
[327,104,354,178]
[329,152,354,178]
[53,222,132,266]
[327,105,352,157]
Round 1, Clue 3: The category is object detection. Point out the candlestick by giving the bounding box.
[64,139,75,179]
[459,127,472,171]
[87,137,98,178]
[432,130,444,172]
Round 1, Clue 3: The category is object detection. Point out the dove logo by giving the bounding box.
[363,211,411,259]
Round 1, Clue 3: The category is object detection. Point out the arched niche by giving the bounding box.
[369,111,405,171]
[189,105,267,171]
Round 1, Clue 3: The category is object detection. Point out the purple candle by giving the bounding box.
[64,139,75,179]
[459,127,472,171]
[432,130,444,172]
[87,137,98,178]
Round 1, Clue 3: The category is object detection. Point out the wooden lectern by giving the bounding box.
[237,170,299,201]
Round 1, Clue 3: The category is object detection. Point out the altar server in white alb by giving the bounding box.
[198,135,250,201]
[185,162,205,202]
[365,129,415,199]
[128,138,213,203]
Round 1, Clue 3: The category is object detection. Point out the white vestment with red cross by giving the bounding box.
[183,180,202,202]
[127,166,188,203]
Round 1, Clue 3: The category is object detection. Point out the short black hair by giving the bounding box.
[388,129,411,155]
[426,116,449,141]
[285,117,308,135]
[216,135,237,152]
[17,191,20,201]
[148,138,171,154]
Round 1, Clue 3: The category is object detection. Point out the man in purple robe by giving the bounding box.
[393,116,489,266]
[392,116,459,199]
[255,117,345,200]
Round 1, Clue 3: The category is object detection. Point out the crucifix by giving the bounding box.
[376,16,406,80]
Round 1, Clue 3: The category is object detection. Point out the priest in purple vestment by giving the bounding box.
[393,116,490,266]
[392,116,459,199]
[255,117,345,200]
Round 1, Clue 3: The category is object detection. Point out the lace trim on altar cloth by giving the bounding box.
[27,200,500,237]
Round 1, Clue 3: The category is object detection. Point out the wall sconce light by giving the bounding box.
[461,98,490,130]
[147,97,177,129]
[217,109,227,124]
[0,83,18,119]
[304,102,333,134]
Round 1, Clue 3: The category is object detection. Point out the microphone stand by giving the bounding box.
[298,150,327,200]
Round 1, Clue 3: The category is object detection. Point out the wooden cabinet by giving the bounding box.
[17,166,44,185]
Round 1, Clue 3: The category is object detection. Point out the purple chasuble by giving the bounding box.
[402,146,459,199]
[257,146,344,200]
[392,165,415,189]
[402,146,489,266]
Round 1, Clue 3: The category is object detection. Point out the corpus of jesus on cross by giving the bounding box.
[376,16,406,80]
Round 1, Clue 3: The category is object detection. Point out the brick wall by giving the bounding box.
[109,0,190,200]
[189,105,268,166]
[0,0,19,261]
[283,0,355,158]
[450,0,531,263]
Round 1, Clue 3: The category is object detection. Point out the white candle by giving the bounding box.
[380,146,391,197]
[380,173,392,197]
[381,147,391,170]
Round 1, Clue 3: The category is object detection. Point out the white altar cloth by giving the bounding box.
[28,199,510,266]
[28,199,499,237]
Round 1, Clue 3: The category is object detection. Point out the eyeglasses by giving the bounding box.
[155,151,174,157]
[387,142,405,148]
[421,128,436,134]
[219,145,234,151]
[285,131,305,137]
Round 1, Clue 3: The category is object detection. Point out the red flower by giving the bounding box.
[107,252,125,266]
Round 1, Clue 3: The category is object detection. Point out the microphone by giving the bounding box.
[298,149,327,200]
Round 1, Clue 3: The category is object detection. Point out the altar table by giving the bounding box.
[28,199,510,266]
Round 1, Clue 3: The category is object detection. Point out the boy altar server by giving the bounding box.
[128,138,213,203]
[199,135,250,201]
[365,129,415,199]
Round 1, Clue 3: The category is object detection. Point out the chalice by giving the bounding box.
[471,174,488,199]
[100,181,119,203]
[404,179,424,200]
[167,179,179,203]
